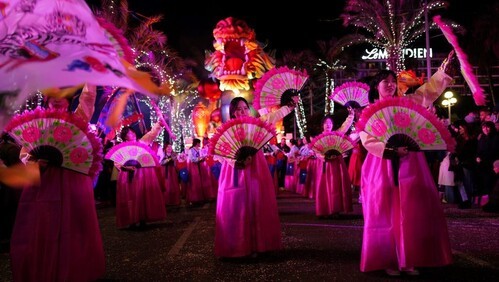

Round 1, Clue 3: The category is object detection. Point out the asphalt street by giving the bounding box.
[1,191,498,281]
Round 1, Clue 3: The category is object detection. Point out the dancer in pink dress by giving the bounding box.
[10,84,106,282]
[186,138,210,205]
[114,123,167,229]
[312,112,354,218]
[214,96,297,258]
[359,59,455,276]
[160,143,181,206]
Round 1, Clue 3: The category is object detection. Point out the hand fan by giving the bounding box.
[5,108,103,176]
[310,131,355,159]
[330,81,369,108]
[105,141,160,167]
[208,116,276,160]
[433,15,486,106]
[253,66,308,110]
[356,97,456,152]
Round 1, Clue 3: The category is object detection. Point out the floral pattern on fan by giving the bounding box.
[309,131,355,158]
[371,119,388,137]
[272,78,286,89]
[53,125,73,142]
[105,141,160,168]
[5,108,103,176]
[393,112,412,128]
[356,97,456,151]
[209,116,276,160]
[418,128,436,145]
[22,127,41,143]
[330,81,370,108]
[70,147,89,164]
[253,66,308,110]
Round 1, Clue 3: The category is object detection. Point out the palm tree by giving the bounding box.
[339,0,450,73]
[314,38,347,115]
[94,0,198,150]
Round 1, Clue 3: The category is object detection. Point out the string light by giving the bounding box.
[295,95,307,138]
[315,59,345,115]
[341,0,449,73]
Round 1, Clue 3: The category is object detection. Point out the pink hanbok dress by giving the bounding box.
[186,147,210,204]
[215,151,282,257]
[116,165,167,227]
[115,124,167,228]
[284,155,297,193]
[348,142,367,187]
[295,158,307,195]
[11,167,105,282]
[313,114,354,216]
[304,157,320,199]
[160,155,181,206]
[359,69,453,272]
[360,152,453,271]
[10,86,105,281]
[315,156,352,216]
[214,106,293,257]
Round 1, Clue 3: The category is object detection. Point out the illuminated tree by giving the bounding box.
[339,0,449,73]
[279,50,317,138]
[94,0,199,151]
[314,38,346,115]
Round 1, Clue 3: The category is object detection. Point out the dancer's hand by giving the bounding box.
[396,147,409,157]
[439,50,458,77]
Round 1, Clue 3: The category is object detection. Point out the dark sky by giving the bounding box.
[90,0,347,59]
[85,0,488,60]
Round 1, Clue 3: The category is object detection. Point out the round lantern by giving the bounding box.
[192,102,210,137]
[210,108,221,123]
[197,80,222,102]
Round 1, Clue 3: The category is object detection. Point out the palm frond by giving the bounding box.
[339,0,453,72]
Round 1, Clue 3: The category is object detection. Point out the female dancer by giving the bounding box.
[115,123,167,229]
[10,84,106,281]
[359,61,455,276]
[214,96,297,258]
[313,112,354,219]
[160,143,181,206]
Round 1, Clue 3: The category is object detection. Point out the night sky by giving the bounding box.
[85,0,498,116]
[85,0,490,60]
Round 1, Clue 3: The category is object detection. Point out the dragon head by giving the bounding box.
[205,17,275,93]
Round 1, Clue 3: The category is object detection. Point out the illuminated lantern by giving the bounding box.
[198,80,222,111]
[192,102,210,137]
[210,108,221,123]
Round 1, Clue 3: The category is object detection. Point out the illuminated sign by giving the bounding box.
[362,48,433,60]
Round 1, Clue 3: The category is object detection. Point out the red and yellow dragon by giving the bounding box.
[204,17,275,93]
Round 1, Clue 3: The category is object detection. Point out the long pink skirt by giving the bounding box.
[303,158,321,199]
[360,152,453,272]
[116,167,167,228]
[348,144,366,187]
[186,161,209,203]
[315,158,352,216]
[10,167,105,282]
[159,164,181,206]
[215,151,282,257]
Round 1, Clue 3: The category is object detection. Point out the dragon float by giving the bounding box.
[204,17,275,93]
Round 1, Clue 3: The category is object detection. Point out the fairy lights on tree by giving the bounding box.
[96,0,199,151]
[339,0,451,73]
[315,59,345,115]
[295,97,307,139]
